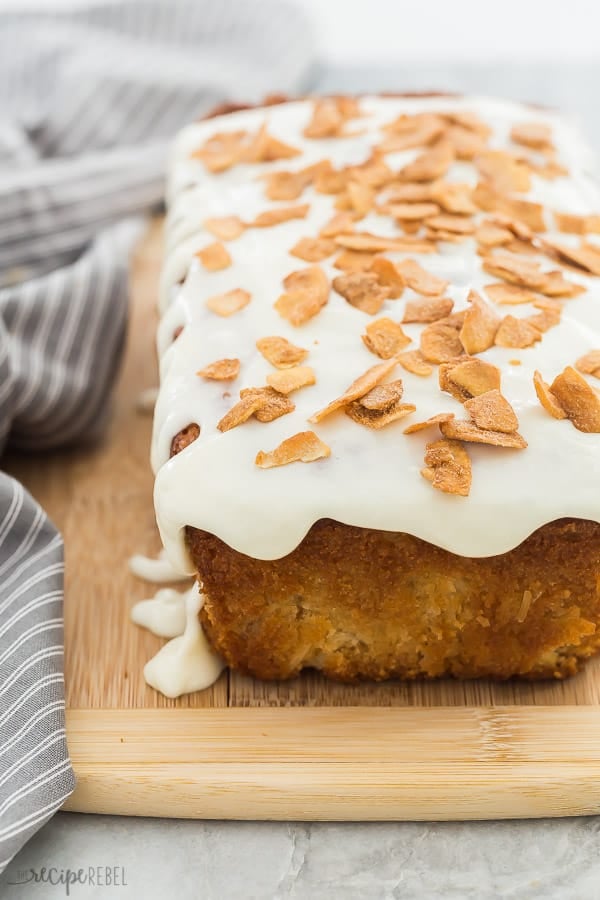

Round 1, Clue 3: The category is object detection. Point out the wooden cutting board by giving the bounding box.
[5,219,600,821]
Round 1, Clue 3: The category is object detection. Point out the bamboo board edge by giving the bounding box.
[63,707,600,820]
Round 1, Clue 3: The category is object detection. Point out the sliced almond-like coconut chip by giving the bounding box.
[206,288,251,317]
[396,258,449,296]
[256,431,331,468]
[266,365,316,394]
[362,317,411,358]
[196,241,232,271]
[203,216,246,241]
[459,290,500,354]
[197,358,240,381]
[421,438,472,496]
[333,272,391,315]
[309,358,398,423]
[256,335,308,369]
[464,389,519,433]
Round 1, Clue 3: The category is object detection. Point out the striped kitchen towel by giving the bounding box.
[0,0,315,871]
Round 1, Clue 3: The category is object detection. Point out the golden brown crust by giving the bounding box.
[186,518,600,682]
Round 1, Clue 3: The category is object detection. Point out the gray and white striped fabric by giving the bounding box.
[0,0,314,870]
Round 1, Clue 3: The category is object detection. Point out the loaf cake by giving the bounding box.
[152,94,600,683]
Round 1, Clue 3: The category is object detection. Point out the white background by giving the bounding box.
[298,0,600,64]
[2,0,600,64]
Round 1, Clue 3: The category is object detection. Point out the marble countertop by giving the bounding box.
[3,63,600,900]
[3,814,600,899]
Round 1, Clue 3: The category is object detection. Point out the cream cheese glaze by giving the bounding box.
[142,583,225,697]
[152,95,600,571]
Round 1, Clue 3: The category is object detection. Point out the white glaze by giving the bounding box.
[128,548,191,583]
[131,587,188,638]
[153,95,600,570]
[142,583,225,697]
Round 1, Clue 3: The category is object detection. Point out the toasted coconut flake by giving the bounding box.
[362,317,411,358]
[538,270,586,298]
[384,183,434,204]
[357,380,404,410]
[273,291,327,328]
[400,137,455,182]
[541,238,600,276]
[332,271,391,314]
[549,366,600,432]
[533,370,567,420]
[261,161,330,201]
[524,309,561,333]
[530,159,568,180]
[481,253,578,297]
[426,228,468,244]
[346,400,416,429]
[464,389,519,433]
[459,289,500,354]
[256,335,308,368]
[206,287,251,317]
[397,349,433,377]
[532,296,565,313]
[250,203,309,228]
[403,295,454,324]
[386,202,441,220]
[303,97,362,139]
[243,123,301,163]
[196,241,232,271]
[476,150,531,192]
[256,431,331,468]
[440,419,527,448]
[473,181,546,231]
[303,99,346,138]
[369,256,405,298]
[333,250,376,272]
[334,232,435,254]
[378,113,445,152]
[262,169,310,202]
[553,212,600,235]
[246,388,296,423]
[290,236,337,262]
[445,124,487,161]
[421,438,472,496]
[275,265,329,326]
[475,222,513,248]
[404,412,455,434]
[504,238,538,256]
[309,358,398,423]
[218,387,294,432]
[335,180,375,215]
[266,365,316,394]
[320,211,360,237]
[426,214,475,235]
[494,315,542,348]
[396,258,449,295]
[510,121,553,150]
[484,282,539,305]
[197,358,240,381]
[429,180,476,215]
[203,216,246,241]
[575,350,600,378]
[420,322,464,363]
[314,168,348,194]
[443,110,492,138]
[348,153,394,188]
[190,129,246,172]
[439,358,501,402]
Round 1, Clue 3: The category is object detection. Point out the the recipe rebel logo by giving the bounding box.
[5,865,128,895]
